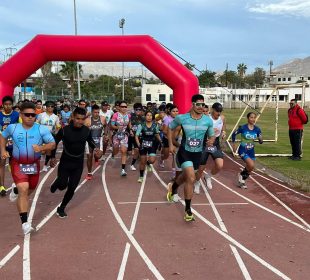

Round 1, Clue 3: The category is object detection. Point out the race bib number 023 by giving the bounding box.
[186,138,202,148]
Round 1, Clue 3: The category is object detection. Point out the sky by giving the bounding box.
[0,0,310,74]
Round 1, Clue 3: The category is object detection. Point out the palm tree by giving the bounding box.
[237,63,247,78]
[59,61,83,98]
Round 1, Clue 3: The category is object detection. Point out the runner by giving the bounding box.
[0,96,19,196]
[36,101,61,172]
[49,107,102,218]
[232,112,263,189]
[60,104,72,127]
[135,111,161,183]
[194,102,226,194]
[85,104,106,180]
[128,103,145,171]
[0,102,55,234]
[110,101,132,176]
[167,94,215,222]
[99,101,114,158]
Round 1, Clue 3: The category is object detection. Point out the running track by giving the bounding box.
[0,152,309,280]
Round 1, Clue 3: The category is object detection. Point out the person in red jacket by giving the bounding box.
[288,99,308,160]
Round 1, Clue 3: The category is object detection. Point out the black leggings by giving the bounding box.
[51,157,84,209]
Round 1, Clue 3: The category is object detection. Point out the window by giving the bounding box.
[279,95,285,101]
[146,94,151,101]
[295,94,302,101]
[300,77,304,81]
[272,96,277,101]
[308,77,310,80]
[278,78,281,82]
[288,77,291,81]
[282,78,286,81]
[159,94,166,102]
[170,94,173,102]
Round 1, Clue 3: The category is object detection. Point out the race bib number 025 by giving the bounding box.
[19,163,38,175]
[186,138,202,148]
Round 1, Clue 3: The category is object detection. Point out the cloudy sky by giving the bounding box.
[0,0,309,74]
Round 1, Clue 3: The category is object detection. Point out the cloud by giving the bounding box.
[248,0,310,17]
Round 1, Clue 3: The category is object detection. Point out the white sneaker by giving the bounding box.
[194,180,201,194]
[172,194,181,203]
[121,169,127,176]
[159,160,165,168]
[238,174,247,189]
[147,165,152,172]
[42,165,49,172]
[204,173,213,190]
[9,184,18,202]
[22,222,34,235]
[100,156,106,162]
[130,165,136,171]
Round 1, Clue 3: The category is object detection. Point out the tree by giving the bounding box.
[237,63,247,78]
[197,70,217,87]
[218,70,240,87]
[59,61,83,99]
[40,62,52,100]
[244,67,266,87]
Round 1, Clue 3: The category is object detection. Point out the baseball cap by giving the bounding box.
[101,101,109,106]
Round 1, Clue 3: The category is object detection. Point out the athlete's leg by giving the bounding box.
[50,159,70,193]
[210,158,224,175]
[0,158,6,194]
[86,150,94,175]
[183,166,196,220]
[59,162,84,211]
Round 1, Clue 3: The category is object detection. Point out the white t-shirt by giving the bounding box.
[37,112,60,134]
[99,109,113,123]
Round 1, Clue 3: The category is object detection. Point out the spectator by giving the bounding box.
[288,99,308,160]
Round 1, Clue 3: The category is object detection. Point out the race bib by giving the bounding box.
[19,163,38,175]
[186,138,202,148]
[116,132,125,140]
[142,140,152,148]
[245,143,254,150]
[206,146,217,153]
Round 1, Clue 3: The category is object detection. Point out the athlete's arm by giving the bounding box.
[231,126,242,153]
[257,127,263,144]
[135,124,142,147]
[221,115,227,139]
[50,128,64,158]
[0,134,9,159]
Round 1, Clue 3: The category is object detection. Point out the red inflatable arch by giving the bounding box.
[0,35,198,113]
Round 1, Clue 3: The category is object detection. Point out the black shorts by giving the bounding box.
[127,135,138,151]
[176,147,202,171]
[200,144,223,166]
[162,137,169,148]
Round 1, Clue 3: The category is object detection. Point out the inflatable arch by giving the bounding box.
[0,35,198,113]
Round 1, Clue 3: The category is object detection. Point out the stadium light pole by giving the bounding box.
[74,0,81,100]
[119,18,125,100]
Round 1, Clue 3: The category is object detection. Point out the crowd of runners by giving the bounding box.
[0,94,264,234]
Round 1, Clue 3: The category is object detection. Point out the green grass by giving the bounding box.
[224,108,310,191]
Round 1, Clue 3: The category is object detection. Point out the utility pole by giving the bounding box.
[119,18,125,100]
[225,63,228,87]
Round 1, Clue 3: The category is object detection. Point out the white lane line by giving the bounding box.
[151,167,291,280]
[118,170,148,279]
[102,157,164,280]
[249,175,310,230]
[211,176,310,233]
[224,153,310,199]
[201,182,252,280]
[23,164,58,280]
[117,243,131,280]
[0,245,20,269]
[117,201,249,206]
[35,164,101,232]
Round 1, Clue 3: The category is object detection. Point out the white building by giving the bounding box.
[142,84,310,108]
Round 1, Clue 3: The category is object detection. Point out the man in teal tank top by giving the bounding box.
[167,94,215,222]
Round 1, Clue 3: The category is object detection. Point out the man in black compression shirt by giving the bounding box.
[50,107,103,218]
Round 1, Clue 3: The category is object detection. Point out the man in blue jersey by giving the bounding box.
[167,94,215,222]
[0,102,55,235]
[0,96,19,196]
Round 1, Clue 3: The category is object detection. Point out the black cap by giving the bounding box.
[101,101,109,106]
[212,102,223,112]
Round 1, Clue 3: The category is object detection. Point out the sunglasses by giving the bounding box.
[120,106,127,108]
[193,102,205,107]
[135,108,142,111]
[22,113,36,118]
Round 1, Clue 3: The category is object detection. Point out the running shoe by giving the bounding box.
[9,184,18,202]
[184,209,195,222]
[204,173,213,190]
[237,174,247,189]
[159,160,165,168]
[130,165,136,171]
[0,186,7,196]
[86,174,93,180]
[147,165,152,172]
[121,169,127,177]
[56,207,68,218]
[193,180,201,194]
[42,165,49,172]
[166,183,181,203]
[137,177,143,183]
[22,222,34,235]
